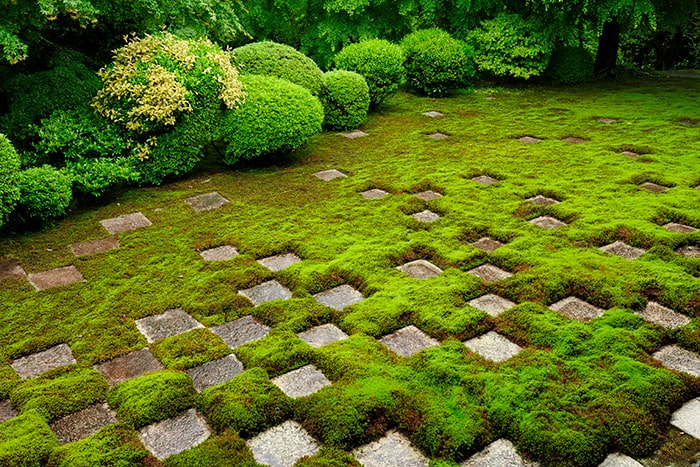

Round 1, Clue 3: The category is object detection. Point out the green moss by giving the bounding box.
[234,330,314,377]
[295,446,362,466]
[150,329,231,370]
[163,429,258,467]
[47,425,148,467]
[0,409,59,467]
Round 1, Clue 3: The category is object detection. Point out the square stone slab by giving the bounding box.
[184,192,230,212]
[211,315,271,349]
[640,182,668,192]
[636,302,691,330]
[94,348,164,386]
[527,195,559,206]
[422,111,444,118]
[664,222,697,233]
[562,136,588,144]
[621,151,639,158]
[257,253,302,272]
[11,344,77,379]
[362,189,389,199]
[50,402,117,444]
[135,309,204,343]
[339,130,368,139]
[597,118,618,124]
[70,237,119,257]
[677,245,700,258]
[428,132,449,140]
[313,284,364,311]
[238,280,293,306]
[0,400,16,424]
[411,210,440,223]
[671,398,700,440]
[0,259,26,281]
[353,430,429,467]
[380,325,439,357]
[314,169,347,181]
[598,453,643,467]
[464,331,522,363]
[297,324,349,348]
[461,439,538,467]
[100,212,152,234]
[529,216,567,229]
[200,245,239,261]
[186,354,244,392]
[471,237,504,253]
[549,297,604,322]
[468,294,516,317]
[271,364,331,398]
[600,241,646,260]
[28,265,85,291]
[467,263,512,284]
[139,408,211,461]
[518,136,542,143]
[414,190,442,201]
[247,420,320,467]
[653,345,700,377]
[472,175,498,185]
[397,259,443,279]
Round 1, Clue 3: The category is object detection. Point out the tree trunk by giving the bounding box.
[594,18,620,75]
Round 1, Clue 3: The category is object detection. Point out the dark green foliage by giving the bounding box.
[47,424,148,467]
[234,330,315,377]
[320,70,370,131]
[0,134,21,227]
[15,165,73,223]
[150,329,231,370]
[295,446,362,466]
[0,409,59,467]
[547,46,595,84]
[164,429,258,467]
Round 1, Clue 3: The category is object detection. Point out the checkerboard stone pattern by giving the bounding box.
[0,400,17,423]
[0,259,26,281]
[50,402,117,444]
[467,263,512,284]
[527,195,559,206]
[640,182,668,192]
[139,409,211,460]
[461,439,538,467]
[100,212,152,234]
[135,309,204,343]
[71,237,119,257]
[380,325,439,357]
[411,210,440,222]
[397,260,442,279]
[247,420,320,467]
[664,222,697,233]
[314,169,347,181]
[653,345,700,377]
[636,302,690,329]
[472,175,498,185]
[94,348,164,386]
[211,316,270,349]
[353,430,429,467]
[549,297,604,322]
[184,192,230,211]
[518,136,542,143]
[28,265,85,291]
[271,364,331,398]
[298,324,349,348]
[257,253,301,272]
[471,237,504,253]
[469,294,516,317]
[11,344,77,379]
[464,331,522,363]
[599,241,646,260]
[598,453,643,467]
[362,189,389,199]
[339,130,368,139]
[529,216,567,229]
[187,354,245,392]
[671,398,700,440]
[200,245,239,261]
[239,280,293,306]
[414,190,442,201]
[313,285,364,311]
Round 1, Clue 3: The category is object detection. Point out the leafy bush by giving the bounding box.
[546,46,594,84]
[221,74,323,165]
[333,39,405,108]
[15,165,73,223]
[0,409,58,467]
[400,28,474,97]
[0,134,21,228]
[320,70,370,130]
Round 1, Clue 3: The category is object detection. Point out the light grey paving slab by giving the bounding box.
[664,222,698,233]
[183,192,229,212]
[621,151,639,158]
[636,302,691,329]
[518,136,542,143]
[70,237,120,257]
[211,315,271,349]
[469,294,516,317]
[257,253,301,272]
[362,189,389,199]
[429,132,449,140]
[597,118,618,124]
[238,280,293,306]
[247,420,320,467]
[414,190,442,201]
[0,400,16,424]
[271,364,331,398]
[380,325,439,357]
[526,195,559,206]
[529,216,567,229]
[671,397,700,440]
[187,354,244,392]
[467,263,512,284]
[353,430,429,467]
[139,408,211,461]
[339,130,368,139]
[0,259,26,281]
[464,331,522,363]
[100,212,152,234]
[461,438,538,467]
[471,237,504,253]
[94,348,164,386]
[472,175,498,185]
[600,241,646,260]
[298,324,349,348]
[640,182,668,192]
[549,297,604,322]
[313,169,347,181]
[422,111,444,118]
[598,453,643,467]
[313,284,364,311]
[653,345,700,377]
[200,245,239,261]
[50,402,116,444]
[677,245,700,258]
[411,210,440,223]
[396,259,442,279]
[11,344,76,379]
[28,265,85,291]
[562,136,588,144]
[135,309,204,343]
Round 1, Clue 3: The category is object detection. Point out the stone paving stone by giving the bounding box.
[28,265,85,291]
[467,263,512,284]
[549,297,604,322]
[636,302,691,330]
[11,344,77,379]
[247,420,320,467]
[518,136,542,143]
[200,245,239,261]
[297,324,349,348]
[529,216,567,229]
[599,241,646,260]
[362,189,389,199]
[353,430,429,467]
[598,453,643,467]
[94,348,164,386]
[186,354,244,392]
[272,364,331,398]
[471,237,504,253]
[339,130,368,139]
[211,315,271,349]
[468,294,517,317]
[429,132,449,140]
[664,222,698,233]
[50,402,117,444]
[677,245,700,258]
[671,397,700,440]
[0,259,26,281]
[184,192,230,212]
[640,182,668,192]
[139,408,211,461]
[562,136,588,144]
[396,259,443,279]
[380,325,440,357]
[0,400,16,423]
[257,253,302,272]
[597,118,618,124]
[411,210,440,222]
[653,345,700,377]
[472,175,498,185]
[100,212,152,234]
[414,190,442,201]
[527,195,559,206]
[135,309,204,343]
[621,151,639,158]
[314,284,364,311]
[461,438,538,467]
[464,331,522,363]
[422,111,444,118]
[239,280,293,306]
[313,169,347,181]
[70,237,119,257]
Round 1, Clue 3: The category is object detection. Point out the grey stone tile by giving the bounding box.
[621,151,639,158]
[671,397,700,440]
[461,439,538,467]
[677,245,700,258]
[396,260,443,279]
[50,402,117,444]
[549,297,604,322]
[28,265,85,291]
[70,237,119,257]
[11,344,76,379]
[598,453,643,467]
[100,212,152,234]
[636,302,691,330]
[468,294,516,317]
[339,130,368,139]
[562,136,588,144]
[529,216,567,229]
[362,189,389,199]
[597,118,618,124]
[0,259,26,281]
[135,309,204,343]
[353,430,429,467]
[599,241,646,260]
[313,284,364,311]
[211,316,271,349]
[464,331,522,363]
[653,345,700,377]
[518,136,542,143]
[414,190,442,201]
[139,409,211,461]
[411,210,440,223]
[472,175,498,185]
[187,354,244,392]
[200,245,239,261]
[94,348,164,386]
[0,400,16,424]
[467,263,512,284]
[183,192,230,212]
[247,420,320,467]
[429,132,449,140]
[238,280,292,306]
[640,182,668,192]
[257,253,301,272]
[422,111,444,118]
[664,222,697,233]
[313,169,347,181]
[527,195,559,206]
[380,325,439,357]
[471,237,504,253]
[271,364,331,398]
[297,324,349,348]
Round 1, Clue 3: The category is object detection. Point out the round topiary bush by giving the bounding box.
[221,74,324,165]
[16,165,73,223]
[546,46,595,84]
[320,70,370,131]
[0,134,21,228]
[231,41,324,96]
[400,28,474,97]
[333,39,405,109]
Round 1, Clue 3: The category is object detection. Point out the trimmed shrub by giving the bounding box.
[400,28,474,97]
[0,134,21,228]
[231,41,324,96]
[221,74,323,165]
[333,39,405,108]
[16,165,73,223]
[0,409,59,467]
[320,70,370,131]
[546,46,595,84]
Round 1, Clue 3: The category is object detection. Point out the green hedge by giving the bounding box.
[15,165,73,224]
[320,70,370,131]
[547,46,595,84]
[0,134,21,228]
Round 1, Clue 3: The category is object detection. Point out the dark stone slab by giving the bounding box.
[135,309,204,343]
[313,285,364,311]
[313,169,347,181]
[664,222,697,233]
[211,315,271,349]
[183,192,229,212]
[414,190,442,201]
[271,364,331,398]
[518,136,542,143]
[94,348,164,386]
[247,420,320,467]
[339,130,368,139]
[428,132,449,140]
[527,195,559,206]
[297,324,349,348]
[100,212,152,234]
[468,294,516,317]
[549,297,603,322]
[422,111,444,118]
[654,345,700,377]
[200,245,239,261]
[562,136,588,144]
[257,253,301,272]
[636,302,691,330]
[186,354,244,392]
[362,189,389,199]
[599,241,646,260]
[472,175,498,185]
[353,430,429,467]
[139,409,211,461]
[71,237,119,257]
[238,280,292,306]
[467,264,512,284]
[640,182,668,192]
[0,400,16,424]
[0,259,26,281]
[50,402,117,444]
[397,260,443,279]
[677,245,700,258]
[11,344,77,379]
[411,210,440,222]
[471,237,504,253]
[464,331,522,363]
[529,216,567,229]
[28,265,85,291]
[380,325,439,357]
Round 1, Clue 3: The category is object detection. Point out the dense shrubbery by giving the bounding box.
[0,134,20,228]
[15,166,73,223]
[320,70,370,130]
[546,46,595,84]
